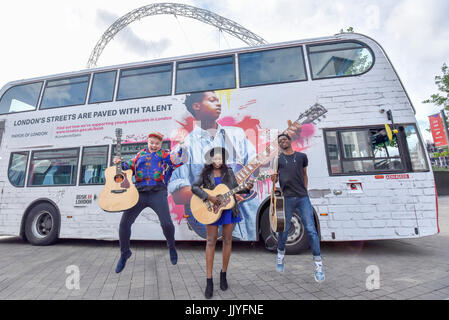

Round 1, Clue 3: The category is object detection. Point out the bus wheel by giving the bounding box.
[260,206,309,255]
[24,203,60,246]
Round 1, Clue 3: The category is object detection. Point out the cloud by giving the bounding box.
[95,8,171,59]
[1,0,448,145]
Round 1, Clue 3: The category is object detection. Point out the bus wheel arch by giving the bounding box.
[258,197,321,255]
[21,199,61,246]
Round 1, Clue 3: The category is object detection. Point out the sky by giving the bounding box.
[0,0,448,142]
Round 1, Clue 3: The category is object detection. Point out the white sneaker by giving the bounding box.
[314,259,325,283]
[276,253,285,273]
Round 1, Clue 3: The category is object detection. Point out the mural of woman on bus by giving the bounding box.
[168,90,311,241]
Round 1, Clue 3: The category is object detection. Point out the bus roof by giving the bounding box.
[2,32,376,88]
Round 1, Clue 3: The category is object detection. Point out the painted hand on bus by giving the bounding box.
[284,120,302,140]
[172,129,188,147]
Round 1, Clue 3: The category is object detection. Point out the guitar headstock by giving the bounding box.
[296,103,328,125]
[246,172,272,185]
[115,128,123,138]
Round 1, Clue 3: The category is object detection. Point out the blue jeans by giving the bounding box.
[277,196,321,257]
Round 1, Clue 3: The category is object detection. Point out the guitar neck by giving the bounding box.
[224,175,268,198]
[116,135,122,174]
[226,182,251,198]
[234,124,299,184]
[235,143,277,184]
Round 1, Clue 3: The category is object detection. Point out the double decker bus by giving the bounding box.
[0,32,438,254]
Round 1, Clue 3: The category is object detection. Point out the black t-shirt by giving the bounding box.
[277,152,308,198]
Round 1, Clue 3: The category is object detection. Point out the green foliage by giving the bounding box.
[344,50,372,76]
[423,63,449,113]
[339,27,354,33]
[433,148,449,158]
[433,166,449,171]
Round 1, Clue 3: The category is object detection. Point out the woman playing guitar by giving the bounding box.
[191,147,254,299]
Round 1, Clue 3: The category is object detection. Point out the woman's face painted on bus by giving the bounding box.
[148,137,162,152]
[211,154,223,169]
[192,92,221,121]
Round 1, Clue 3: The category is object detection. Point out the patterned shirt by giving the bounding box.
[122,146,186,191]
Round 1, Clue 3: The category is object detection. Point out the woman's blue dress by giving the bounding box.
[210,177,242,226]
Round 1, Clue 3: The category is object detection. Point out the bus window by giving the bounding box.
[239,46,307,87]
[308,41,374,79]
[110,141,171,166]
[324,131,342,174]
[80,146,108,185]
[0,82,43,114]
[325,127,404,175]
[28,149,79,186]
[40,75,90,109]
[117,64,172,100]
[110,143,147,166]
[341,130,374,158]
[176,56,235,94]
[89,71,117,104]
[8,152,29,187]
[404,125,429,171]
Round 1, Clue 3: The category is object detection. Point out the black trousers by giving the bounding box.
[119,189,175,255]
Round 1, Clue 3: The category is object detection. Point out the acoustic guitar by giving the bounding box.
[270,153,286,233]
[190,173,270,225]
[99,128,139,212]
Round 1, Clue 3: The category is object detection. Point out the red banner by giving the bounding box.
[429,113,448,147]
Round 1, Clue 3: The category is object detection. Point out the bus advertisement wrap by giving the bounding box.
[0,33,438,252]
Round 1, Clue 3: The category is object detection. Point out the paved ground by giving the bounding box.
[0,196,448,300]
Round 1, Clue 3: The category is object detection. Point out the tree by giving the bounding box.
[423,63,449,112]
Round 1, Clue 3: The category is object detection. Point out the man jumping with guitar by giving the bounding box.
[112,132,186,273]
[271,133,325,283]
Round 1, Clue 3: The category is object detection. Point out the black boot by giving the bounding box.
[220,270,228,291]
[205,278,213,299]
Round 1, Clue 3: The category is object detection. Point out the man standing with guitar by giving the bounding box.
[113,132,186,273]
[271,133,325,283]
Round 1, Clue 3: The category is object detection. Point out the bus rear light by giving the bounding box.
[348,182,362,191]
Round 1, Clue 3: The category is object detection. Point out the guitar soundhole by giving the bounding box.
[114,174,124,183]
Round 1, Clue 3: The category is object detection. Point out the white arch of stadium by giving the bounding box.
[87,2,267,68]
